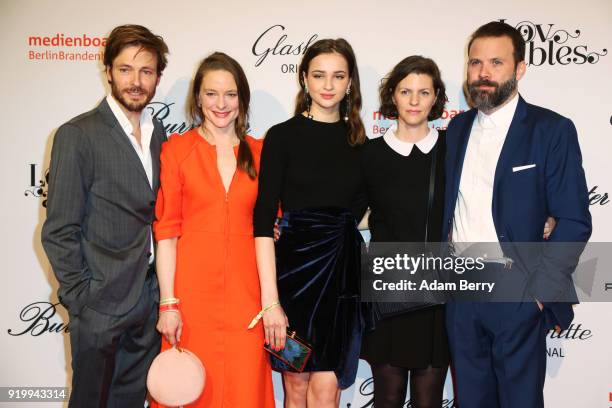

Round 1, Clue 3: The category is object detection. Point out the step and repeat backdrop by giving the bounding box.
[1,0,610,406]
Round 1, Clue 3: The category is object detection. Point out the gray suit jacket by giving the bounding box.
[42,99,166,316]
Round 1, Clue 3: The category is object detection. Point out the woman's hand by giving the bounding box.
[156,310,183,346]
[263,305,289,351]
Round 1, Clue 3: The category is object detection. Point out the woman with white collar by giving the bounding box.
[360,55,450,408]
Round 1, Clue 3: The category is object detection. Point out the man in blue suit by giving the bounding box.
[443,21,591,407]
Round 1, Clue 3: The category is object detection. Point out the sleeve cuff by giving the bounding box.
[154,225,182,241]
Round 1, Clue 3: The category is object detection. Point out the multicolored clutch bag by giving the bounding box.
[264,329,312,373]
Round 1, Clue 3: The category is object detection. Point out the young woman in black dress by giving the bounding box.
[253,39,367,407]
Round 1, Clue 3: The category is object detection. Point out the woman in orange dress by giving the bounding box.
[152,52,275,407]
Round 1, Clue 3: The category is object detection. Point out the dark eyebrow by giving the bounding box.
[202,88,238,93]
[311,70,347,74]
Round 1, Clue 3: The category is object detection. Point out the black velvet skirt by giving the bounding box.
[275,208,363,389]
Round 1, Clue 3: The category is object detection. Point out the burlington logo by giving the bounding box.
[146,102,194,135]
[500,19,607,66]
[7,301,68,336]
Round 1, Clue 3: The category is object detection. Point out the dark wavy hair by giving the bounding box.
[379,55,447,121]
[104,24,169,75]
[468,21,526,66]
[188,52,256,179]
[295,38,366,146]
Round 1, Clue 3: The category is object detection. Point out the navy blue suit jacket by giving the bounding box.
[442,95,592,329]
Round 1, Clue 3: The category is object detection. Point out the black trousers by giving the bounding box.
[68,270,160,408]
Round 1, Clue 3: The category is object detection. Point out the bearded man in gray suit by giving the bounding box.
[42,24,169,407]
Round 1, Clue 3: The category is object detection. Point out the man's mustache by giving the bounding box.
[470,79,499,89]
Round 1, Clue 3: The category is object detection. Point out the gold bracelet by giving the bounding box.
[160,297,180,305]
[247,301,281,329]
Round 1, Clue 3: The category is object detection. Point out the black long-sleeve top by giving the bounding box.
[254,114,366,237]
[361,130,446,243]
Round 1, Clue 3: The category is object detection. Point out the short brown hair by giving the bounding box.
[188,52,256,179]
[379,55,447,121]
[104,25,169,75]
[468,21,526,66]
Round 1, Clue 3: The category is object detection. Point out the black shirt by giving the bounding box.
[361,130,446,243]
[254,115,366,237]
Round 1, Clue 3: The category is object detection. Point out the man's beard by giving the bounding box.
[468,74,517,112]
[109,79,154,113]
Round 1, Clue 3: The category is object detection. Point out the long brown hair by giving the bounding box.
[189,52,256,179]
[295,38,366,146]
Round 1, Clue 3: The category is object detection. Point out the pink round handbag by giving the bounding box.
[147,346,205,406]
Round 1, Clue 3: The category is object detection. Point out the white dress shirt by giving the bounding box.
[452,93,519,259]
[382,122,439,156]
[106,95,155,263]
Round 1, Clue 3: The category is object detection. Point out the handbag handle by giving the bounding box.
[423,142,438,244]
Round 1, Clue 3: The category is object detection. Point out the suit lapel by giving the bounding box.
[492,96,529,208]
[150,124,163,193]
[98,99,153,193]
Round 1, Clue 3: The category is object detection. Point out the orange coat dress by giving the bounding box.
[152,129,275,407]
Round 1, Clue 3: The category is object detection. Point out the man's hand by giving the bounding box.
[543,216,557,240]
[535,300,562,334]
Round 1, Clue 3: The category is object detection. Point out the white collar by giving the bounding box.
[106,94,153,136]
[383,122,439,157]
[476,92,519,130]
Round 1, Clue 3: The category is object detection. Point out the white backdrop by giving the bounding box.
[1,0,611,406]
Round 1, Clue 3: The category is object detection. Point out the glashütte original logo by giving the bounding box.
[500,19,607,66]
[25,164,49,207]
[546,322,592,358]
[27,33,106,62]
[251,25,318,73]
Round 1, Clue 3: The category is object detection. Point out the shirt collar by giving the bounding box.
[106,94,153,136]
[476,92,519,130]
[383,121,439,157]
